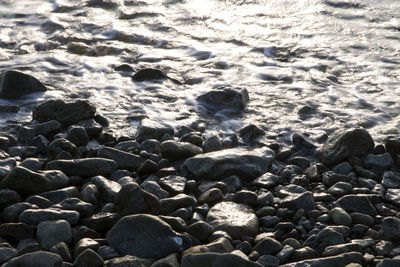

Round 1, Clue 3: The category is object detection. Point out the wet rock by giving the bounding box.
[303,227,345,252]
[33,99,96,125]
[292,133,316,151]
[233,190,258,206]
[160,193,196,214]
[82,212,121,232]
[280,192,315,211]
[281,252,362,267]
[49,242,73,263]
[183,147,274,181]
[206,201,259,239]
[53,198,93,218]
[181,252,261,267]
[183,237,233,255]
[159,175,186,195]
[39,186,79,204]
[114,182,160,215]
[253,237,283,255]
[385,189,400,207]
[92,175,121,202]
[18,120,61,143]
[322,171,350,188]
[204,135,222,153]
[197,86,249,111]
[2,251,63,267]
[74,248,104,267]
[77,119,103,136]
[66,126,89,147]
[97,147,145,171]
[160,140,203,161]
[0,70,47,99]
[318,128,374,166]
[106,214,182,260]
[334,194,376,216]
[37,220,71,250]
[276,245,295,262]
[141,179,169,199]
[364,153,393,170]
[381,217,400,241]
[3,202,38,222]
[186,221,214,241]
[104,255,155,267]
[74,238,100,258]
[46,158,118,177]
[19,208,80,225]
[251,172,280,189]
[181,132,203,147]
[0,166,68,196]
[382,171,400,189]
[198,188,223,206]
[136,119,174,143]
[0,223,36,240]
[329,207,352,226]
[239,124,263,143]
[132,68,168,82]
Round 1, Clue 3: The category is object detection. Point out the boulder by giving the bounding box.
[0,70,47,99]
[182,147,274,181]
[197,86,249,111]
[106,214,182,260]
[46,158,117,177]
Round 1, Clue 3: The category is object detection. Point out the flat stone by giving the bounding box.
[33,99,96,125]
[159,175,187,195]
[0,70,47,99]
[280,252,363,267]
[280,192,315,211]
[97,147,145,171]
[0,166,69,196]
[303,227,345,253]
[19,208,80,225]
[106,214,182,260]
[182,147,274,181]
[46,158,118,177]
[2,251,63,267]
[206,201,259,239]
[334,195,376,216]
[318,128,374,166]
[39,186,80,204]
[181,252,261,267]
[37,220,71,250]
[322,243,362,257]
[18,120,62,143]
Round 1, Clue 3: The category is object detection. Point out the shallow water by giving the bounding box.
[0,0,399,145]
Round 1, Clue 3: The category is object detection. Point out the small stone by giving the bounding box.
[364,153,393,170]
[256,255,280,267]
[204,135,222,153]
[104,255,155,267]
[96,246,119,261]
[82,212,121,232]
[0,247,18,265]
[186,221,214,242]
[159,175,187,195]
[50,242,73,263]
[40,186,80,204]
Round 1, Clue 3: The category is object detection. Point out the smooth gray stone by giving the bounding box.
[19,208,80,225]
[18,120,61,143]
[1,251,63,267]
[37,220,71,250]
[329,207,352,226]
[186,221,214,242]
[160,140,202,161]
[160,194,196,214]
[0,222,36,240]
[20,158,44,172]
[181,252,262,267]
[33,99,96,125]
[303,227,345,252]
[2,202,38,222]
[49,242,73,263]
[97,147,145,171]
[106,214,182,260]
[0,70,47,99]
[385,189,400,207]
[381,217,400,241]
[0,247,17,265]
[151,253,179,267]
[66,126,89,147]
[46,158,118,177]
[0,166,69,196]
[39,186,80,204]
[182,147,274,181]
[206,201,259,239]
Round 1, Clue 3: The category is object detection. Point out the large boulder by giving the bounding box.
[318,128,374,166]
[106,214,182,260]
[197,86,249,111]
[182,147,274,181]
[32,99,96,125]
[0,166,69,196]
[0,70,47,99]
[46,158,117,177]
[206,201,259,239]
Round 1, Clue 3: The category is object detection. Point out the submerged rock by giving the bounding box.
[197,86,249,111]
[0,70,47,99]
[132,68,168,82]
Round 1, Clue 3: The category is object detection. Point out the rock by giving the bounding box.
[104,255,155,267]
[182,147,274,181]
[251,172,280,189]
[233,190,258,206]
[114,182,160,216]
[256,255,280,267]
[385,189,400,207]
[382,171,400,189]
[0,247,17,265]
[183,237,233,255]
[91,175,121,202]
[239,124,263,143]
[40,186,80,204]
[2,251,63,267]
[292,133,316,151]
[49,242,73,263]
[135,119,174,143]
[46,158,118,177]
[381,217,400,241]
[332,162,352,175]
[37,220,71,250]
[132,68,168,82]
[198,188,223,206]
[0,70,47,99]
[253,237,283,255]
[0,189,21,211]
[364,153,393,170]
[197,86,249,111]
[0,223,36,240]
[327,182,352,196]
[18,120,62,143]
[160,193,196,214]
[322,171,350,188]
[82,212,121,232]
[377,259,400,267]
[204,135,222,153]
[303,227,345,253]
[73,249,104,267]
[375,240,393,256]
[66,125,89,147]
[280,192,315,211]
[0,166,69,196]
[186,221,214,241]
[329,207,352,226]
[74,238,100,258]
[106,214,182,260]
[334,195,376,216]
[25,195,52,209]
[97,246,119,261]
[141,179,169,199]
[291,247,319,262]
[151,253,179,267]
[160,140,203,161]
[97,147,145,171]
[47,138,81,160]
[159,175,187,195]
[276,245,295,262]
[384,137,400,155]
[181,252,261,267]
[281,252,362,267]
[206,202,259,239]
[19,208,80,225]
[53,198,93,218]
[33,99,96,125]
[322,243,362,257]
[318,128,374,166]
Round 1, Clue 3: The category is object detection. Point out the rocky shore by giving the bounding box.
[0,71,400,266]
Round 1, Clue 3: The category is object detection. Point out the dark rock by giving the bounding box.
[0,70,47,99]
[92,175,121,202]
[2,251,63,267]
[106,214,182,260]
[303,227,345,252]
[77,119,103,136]
[97,147,145,171]
[233,190,258,206]
[74,248,104,267]
[322,171,350,188]
[181,252,261,267]
[206,201,259,239]
[25,195,52,209]
[382,171,400,189]
[197,86,249,111]
[384,137,400,156]
[18,120,62,143]
[151,253,179,267]
[197,188,223,206]
[2,202,38,222]
[82,212,121,232]
[37,220,71,250]
[0,189,21,211]
[334,195,376,216]
[137,159,159,176]
[385,189,400,207]
[53,198,93,218]
[46,158,118,177]
[180,132,203,147]
[364,153,393,170]
[280,192,315,211]
[322,243,362,257]
[251,172,280,189]
[204,135,222,153]
[19,208,80,225]
[74,238,100,258]
[104,255,155,267]
[97,246,119,261]
[280,252,362,267]
[66,126,89,147]
[239,124,263,143]
[276,245,295,262]
[292,133,316,150]
[72,227,100,246]
[160,193,196,214]
[0,223,36,240]
[132,68,167,82]
[159,215,187,232]
[381,217,400,241]
[182,147,274,181]
[0,166,68,196]
[136,119,174,143]
[141,179,169,199]
[253,237,283,255]
[291,247,319,262]
[161,140,203,161]
[186,221,214,242]
[0,247,18,265]
[40,186,80,204]
[318,128,374,166]
[159,175,187,195]
[256,255,280,267]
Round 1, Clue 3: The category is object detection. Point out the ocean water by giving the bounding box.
[0,0,399,145]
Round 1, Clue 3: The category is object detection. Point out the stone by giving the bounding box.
[375,240,393,256]
[2,202,36,222]
[291,247,319,262]
[0,247,17,265]
[280,192,315,211]
[334,195,376,216]
[135,119,174,143]
[141,179,169,199]
[114,182,160,216]
[322,243,362,257]
[0,166,69,196]
[159,175,187,195]
[132,68,168,82]
[364,153,393,170]
[82,212,121,232]
[47,138,81,160]
[318,128,374,166]
[161,140,203,161]
[33,99,96,125]
[233,190,258,206]
[292,133,316,150]
[40,186,80,204]
[204,135,222,153]
[0,70,47,99]
[151,253,179,267]
[303,227,345,253]
[322,171,350,188]
[18,120,62,143]
[97,147,145,171]
[350,213,374,227]
[104,255,155,267]
[2,251,63,267]
[206,202,259,239]
[46,158,118,177]
[377,259,400,267]
[19,208,80,225]
[385,189,400,207]
[25,195,52,209]
[251,172,280,189]
[0,223,36,240]
[239,124,263,143]
[197,86,249,111]
[276,245,295,262]
[198,188,223,206]
[106,214,182,260]
[53,198,93,218]
[74,238,100,258]
[66,126,89,147]
[181,252,261,267]
[381,217,400,241]
[73,249,104,267]
[253,237,283,255]
[49,242,73,263]
[182,147,274,181]
[332,162,352,175]
[37,220,71,250]
[183,237,233,255]
[91,175,121,202]
[97,246,119,261]
[329,207,352,226]
[327,182,352,196]
[160,193,196,214]
[186,221,214,241]
[382,171,400,189]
